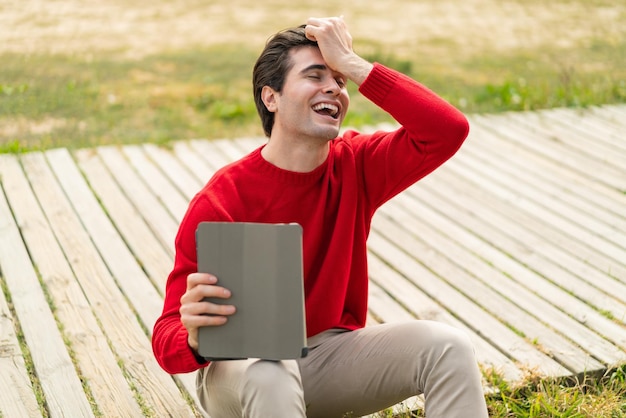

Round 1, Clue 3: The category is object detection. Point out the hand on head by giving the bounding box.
[304,17,353,72]
[304,16,373,85]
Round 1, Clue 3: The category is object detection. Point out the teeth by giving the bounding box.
[313,103,339,116]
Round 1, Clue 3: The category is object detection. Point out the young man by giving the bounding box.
[152,17,489,418]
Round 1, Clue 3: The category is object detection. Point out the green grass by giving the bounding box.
[0,46,260,151]
[376,367,626,418]
[484,367,626,418]
[1,35,625,153]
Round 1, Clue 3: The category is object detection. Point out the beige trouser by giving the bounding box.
[196,321,489,418]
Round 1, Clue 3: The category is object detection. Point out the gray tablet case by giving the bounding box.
[196,222,308,360]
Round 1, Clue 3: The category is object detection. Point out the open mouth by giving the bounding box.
[312,102,340,120]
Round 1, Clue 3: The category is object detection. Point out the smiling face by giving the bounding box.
[261,46,350,143]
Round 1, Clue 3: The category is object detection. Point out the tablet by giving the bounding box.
[195,222,308,360]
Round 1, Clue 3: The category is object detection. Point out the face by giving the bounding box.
[262,46,350,142]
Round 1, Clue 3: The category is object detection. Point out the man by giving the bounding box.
[152,16,489,418]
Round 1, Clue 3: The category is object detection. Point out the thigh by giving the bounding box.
[197,358,304,418]
[298,321,463,418]
[196,359,257,418]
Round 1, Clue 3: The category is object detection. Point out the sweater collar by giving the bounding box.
[249,145,330,186]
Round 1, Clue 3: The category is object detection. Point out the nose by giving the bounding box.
[323,79,341,96]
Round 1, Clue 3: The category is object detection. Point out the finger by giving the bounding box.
[181,301,236,331]
[306,16,344,26]
[181,299,236,317]
[304,22,319,41]
[187,272,217,290]
[183,310,229,326]
[306,17,351,45]
[305,16,342,38]
[180,284,232,307]
[182,310,229,329]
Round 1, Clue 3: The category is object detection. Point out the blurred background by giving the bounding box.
[1,0,625,151]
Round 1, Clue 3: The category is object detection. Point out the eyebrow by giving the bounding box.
[299,64,346,83]
[299,64,328,74]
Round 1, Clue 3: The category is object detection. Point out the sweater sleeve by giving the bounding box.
[353,63,470,209]
[152,194,215,374]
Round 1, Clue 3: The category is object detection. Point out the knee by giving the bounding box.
[240,360,305,415]
[242,360,301,393]
[439,323,474,353]
[412,321,476,366]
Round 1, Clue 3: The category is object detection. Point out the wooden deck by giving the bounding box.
[1,104,625,417]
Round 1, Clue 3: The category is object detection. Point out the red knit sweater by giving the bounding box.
[152,63,469,374]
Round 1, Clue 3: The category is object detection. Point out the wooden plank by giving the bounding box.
[508,108,626,171]
[587,105,626,138]
[0,276,40,418]
[598,104,626,120]
[2,153,145,417]
[380,193,625,366]
[436,160,626,300]
[372,210,606,373]
[0,278,40,418]
[396,183,626,352]
[122,145,190,222]
[449,143,626,276]
[461,125,626,240]
[52,148,203,414]
[188,138,237,171]
[540,107,626,154]
[368,256,449,325]
[367,231,570,377]
[414,169,626,320]
[576,105,626,145]
[458,124,626,278]
[471,113,624,191]
[366,311,381,326]
[46,149,165,338]
[368,278,417,323]
[75,149,173,291]
[94,146,179,251]
[442,135,626,273]
[142,143,204,200]
[171,141,219,183]
[464,121,626,228]
[0,155,94,418]
[210,137,249,162]
[367,254,524,383]
[511,107,626,173]
[462,121,626,233]
[19,152,196,417]
[368,274,515,386]
[232,136,265,155]
[234,136,265,148]
[0,160,41,418]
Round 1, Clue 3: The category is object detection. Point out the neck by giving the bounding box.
[261,136,330,173]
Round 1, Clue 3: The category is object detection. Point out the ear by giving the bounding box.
[261,85,278,112]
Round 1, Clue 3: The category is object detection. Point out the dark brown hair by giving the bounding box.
[252,25,318,137]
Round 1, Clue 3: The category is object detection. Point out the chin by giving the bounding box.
[318,125,341,140]
[321,131,339,141]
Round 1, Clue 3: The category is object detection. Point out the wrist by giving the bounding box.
[187,335,207,364]
[342,55,374,86]
[187,333,199,351]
